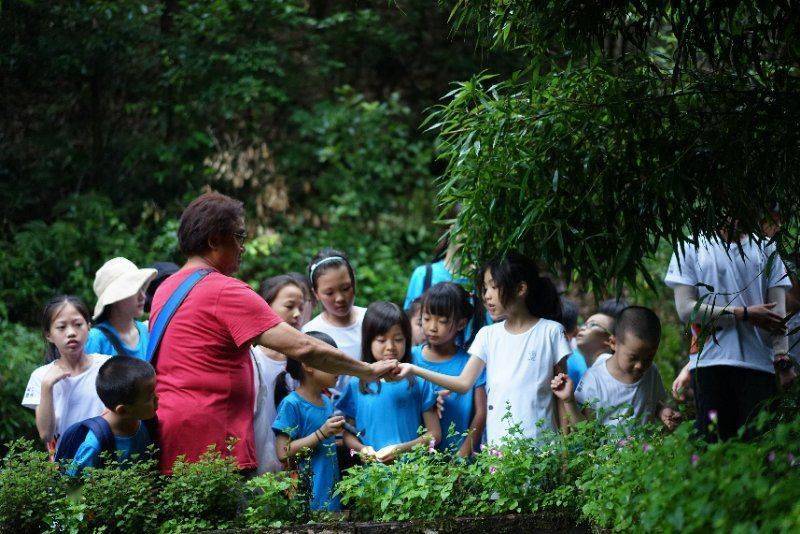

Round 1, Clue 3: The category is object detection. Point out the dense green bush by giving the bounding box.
[158,446,246,531]
[0,440,66,533]
[0,321,42,448]
[3,409,800,532]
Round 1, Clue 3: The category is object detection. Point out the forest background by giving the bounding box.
[6,0,784,446]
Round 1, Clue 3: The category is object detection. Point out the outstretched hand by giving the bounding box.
[550,372,574,402]
[364,359,398,381]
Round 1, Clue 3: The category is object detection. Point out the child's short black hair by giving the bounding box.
[598,297,629,318]
[274,331,337,408]
[405,297,422,317]
[422,282,474,322]
[96,356,155,409]
[614,306,661,346]
[560,297,579,333]
[360,301,413,394]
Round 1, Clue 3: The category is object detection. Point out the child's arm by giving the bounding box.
[375,408,442,463]
[395,356,485,394]
[551,373,587,431]
[457,386,487,457]
[274,415,344,462]
[35,366,72,443]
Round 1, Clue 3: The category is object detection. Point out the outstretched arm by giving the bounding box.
[395,356,485,394]
[257,323,396,379]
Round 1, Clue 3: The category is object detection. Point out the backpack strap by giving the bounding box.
[83,416,116,467]
[422,263,433,293]
[146,268,211,365]
[94,323,127,356]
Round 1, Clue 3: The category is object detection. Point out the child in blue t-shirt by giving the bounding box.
[412,282,486,456]
[68,356,157,475]
[336,302,441,463]
[86,258,157,360]
[273,331,343,511]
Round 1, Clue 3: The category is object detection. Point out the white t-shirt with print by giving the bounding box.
[664,236,792,374]
[251,347,288,475]
[302,306,366,394]
[575,357,667,427]
[21,354,111,447]
[469,319,572,443]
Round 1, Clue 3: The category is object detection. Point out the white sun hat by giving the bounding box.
[92,257,158,320]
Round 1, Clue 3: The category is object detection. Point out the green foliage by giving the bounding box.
[579,416,800,533]
[242,471,309,528]
[431,1,800,291]
[0,440,66,534]
[0,194,180,325]
[158,446,245,531]
[0,322,42,448]
[50,452,161,533]
[336,419,618,522]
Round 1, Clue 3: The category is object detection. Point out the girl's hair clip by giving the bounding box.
[309,256,346,278]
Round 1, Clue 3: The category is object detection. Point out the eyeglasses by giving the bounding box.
[233,230,248,245]
[582,321,613,336]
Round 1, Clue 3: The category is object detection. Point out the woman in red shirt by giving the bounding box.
[150,192,395,474]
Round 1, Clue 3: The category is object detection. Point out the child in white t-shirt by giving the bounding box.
[553,306,681,431]
[302,249,366,394]
[251,274,308,474]
[396,251,572,443]
[22,296,110,455]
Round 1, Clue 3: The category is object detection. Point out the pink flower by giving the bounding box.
[349,449,357,457]
[691,454,700,466]
[708,410,718,423]
[617,438,630,448]
[642,443,652,453]
[489,466,497,474]
[494,450,504,458]
[480,444,487,451]
[768,451,776,463]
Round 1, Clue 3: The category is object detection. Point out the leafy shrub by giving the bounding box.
[0,439,67,533]
[243,471,309,528]
[579,417,800,533]
[157,446,245,531]
[0,322,41,449]
[51,452,161,533]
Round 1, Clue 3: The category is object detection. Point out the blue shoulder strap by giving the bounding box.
[146,269,211,364]
[83,416,115,466]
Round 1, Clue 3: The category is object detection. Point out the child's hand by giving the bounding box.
[364,359,398,381]
[391,362,414,380]
[435,390,450,418]
[375,445,399,463]
[42,364,72,389]
[659,406,682,431]
[671,366,693,402]
[550,373,574,402]
[320,415,345,438]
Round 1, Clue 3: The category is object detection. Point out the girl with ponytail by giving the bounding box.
[395,252,573,444]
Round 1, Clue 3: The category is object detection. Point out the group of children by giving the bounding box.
[22,247,684,513]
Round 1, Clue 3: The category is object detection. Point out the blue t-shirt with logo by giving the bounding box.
[335,376,438,451]
[85,320,149,360]
[272,392,341,511]
[411,345,486,452]
[567,351,588,387]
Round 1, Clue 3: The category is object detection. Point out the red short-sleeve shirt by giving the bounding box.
[149,268,282,473]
